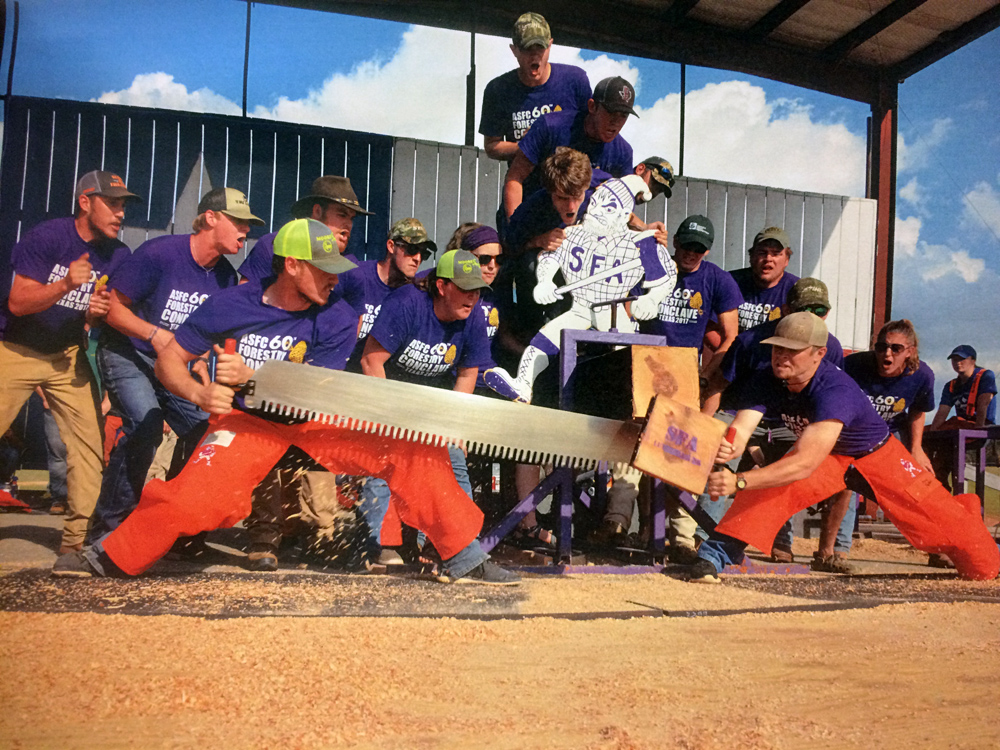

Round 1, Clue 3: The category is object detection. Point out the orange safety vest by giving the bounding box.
[948,368,985,421]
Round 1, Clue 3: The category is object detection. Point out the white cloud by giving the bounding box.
[895,215,921,257]
[897,117,952,173]
[898,176,928,214]
[92,26,867,197]
[93,72,241,116]
[960,178,1000,238]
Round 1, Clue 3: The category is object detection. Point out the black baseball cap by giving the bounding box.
[593,76,638,117]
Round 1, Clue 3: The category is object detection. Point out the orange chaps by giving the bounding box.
[715,436,999,580]
[101,411,484,575]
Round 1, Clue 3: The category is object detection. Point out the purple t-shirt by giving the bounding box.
[237,232,277,286]
[719,317,843,417]
[472,287,500,389]
[844,352,936,433]
[309,298,362,371]
[368,284,492,389]
[505,185,591,254]
[940,367,997,424]
[1,217,130,353]
[730,267,800,332]
[479,63,591,143]
[740,359,890,457]
[110,234,238,357]
[517,109,633,199]
[637,260,743,350]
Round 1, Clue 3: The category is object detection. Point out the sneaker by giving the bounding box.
[436,560,521,586]
[668,543,700,565]
[770,544,794,563]
[811,552,854,574]
[483,368,531,404]
[247,543,279,572]
[686,558,721,584]
[52,550,96,578]
[49,500,68,515]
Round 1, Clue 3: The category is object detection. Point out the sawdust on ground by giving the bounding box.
[3,564,999,749]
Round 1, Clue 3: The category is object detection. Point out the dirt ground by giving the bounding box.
[2,536,1000,750]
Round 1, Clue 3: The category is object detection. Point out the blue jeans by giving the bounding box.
[43,407,68,501]
[357,477,390,560]
[87,337,208,543]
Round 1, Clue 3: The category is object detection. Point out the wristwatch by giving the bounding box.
[735,473,748,491]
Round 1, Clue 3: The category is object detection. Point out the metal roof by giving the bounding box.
[255,0,1000,104]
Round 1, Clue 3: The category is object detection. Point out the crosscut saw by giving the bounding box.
[243,360,643,470]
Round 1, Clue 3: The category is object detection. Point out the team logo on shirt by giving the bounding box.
[866,394,906,423]
[238,334,307,370]
[488,307,499,327]
[511,103,562,140]
[397,339,456,378]
[49,265,103,312]
[657,288,705,324]
[161,289,211,329]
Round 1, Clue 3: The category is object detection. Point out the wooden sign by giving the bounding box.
[631,394,728,494]
[631,345,700,416]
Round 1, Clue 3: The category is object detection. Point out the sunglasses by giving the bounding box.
[874,342,907,354]
[475,253,502,267]
[800,305,829,317]
[394,240,432,261]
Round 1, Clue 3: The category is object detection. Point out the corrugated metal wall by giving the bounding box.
[0,99,876,350]
[391,138,877,351]
[0,96,394,276]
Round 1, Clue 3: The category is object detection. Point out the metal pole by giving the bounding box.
[465,31,476,146]
[678,63,686,176]
[242,0,251,118]
[5,0,18,101]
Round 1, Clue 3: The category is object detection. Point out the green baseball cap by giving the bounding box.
[788,277,831,310]
[436,249,489,291]
[513,12,551,49]
[389,217,438,253]
[762,311,828,350]
[753,226,791,250]
[675,214,714,250]
[274,218,358,275]
[197,187,265,226]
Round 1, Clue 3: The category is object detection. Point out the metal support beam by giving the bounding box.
[242,0,251,118]
[465,31,476,146]
[869,77,898,333]
[823,0,931,61]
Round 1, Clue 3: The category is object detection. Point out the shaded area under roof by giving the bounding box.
[253,0,1000,105]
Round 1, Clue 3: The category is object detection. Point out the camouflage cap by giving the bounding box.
[753,226,791,250]
[640,156,675,198]
[389,217,438,253]
[787,277,831,310]
[513,12,551,49]
[437,249,489,291]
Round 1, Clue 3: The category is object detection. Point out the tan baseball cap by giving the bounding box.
[761,311,828,350]
[197,187,265,226]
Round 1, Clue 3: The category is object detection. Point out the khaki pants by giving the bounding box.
[0,341,103,546]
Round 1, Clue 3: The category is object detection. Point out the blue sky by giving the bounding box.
[4,0,999,386]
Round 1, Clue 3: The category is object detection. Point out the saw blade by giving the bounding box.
[243,360,642,470]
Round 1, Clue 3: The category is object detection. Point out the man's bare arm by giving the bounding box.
[975,393,994,427]
[484,136,519,162]
[502,151,536,219]
[453,367,478,394]
[360,338,391,379]
[928,403,951,431]
[154,339,250,415]
[7,252,93,316]
[106,289,175,355]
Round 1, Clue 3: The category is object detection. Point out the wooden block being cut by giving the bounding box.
[631,394,728,495]
[632,345,700,416]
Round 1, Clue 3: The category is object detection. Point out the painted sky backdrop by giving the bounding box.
[4,0,999,389]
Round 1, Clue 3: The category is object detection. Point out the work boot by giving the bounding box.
[247,543,279,572]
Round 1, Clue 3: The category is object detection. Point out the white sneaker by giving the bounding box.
[483,368,531,403]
